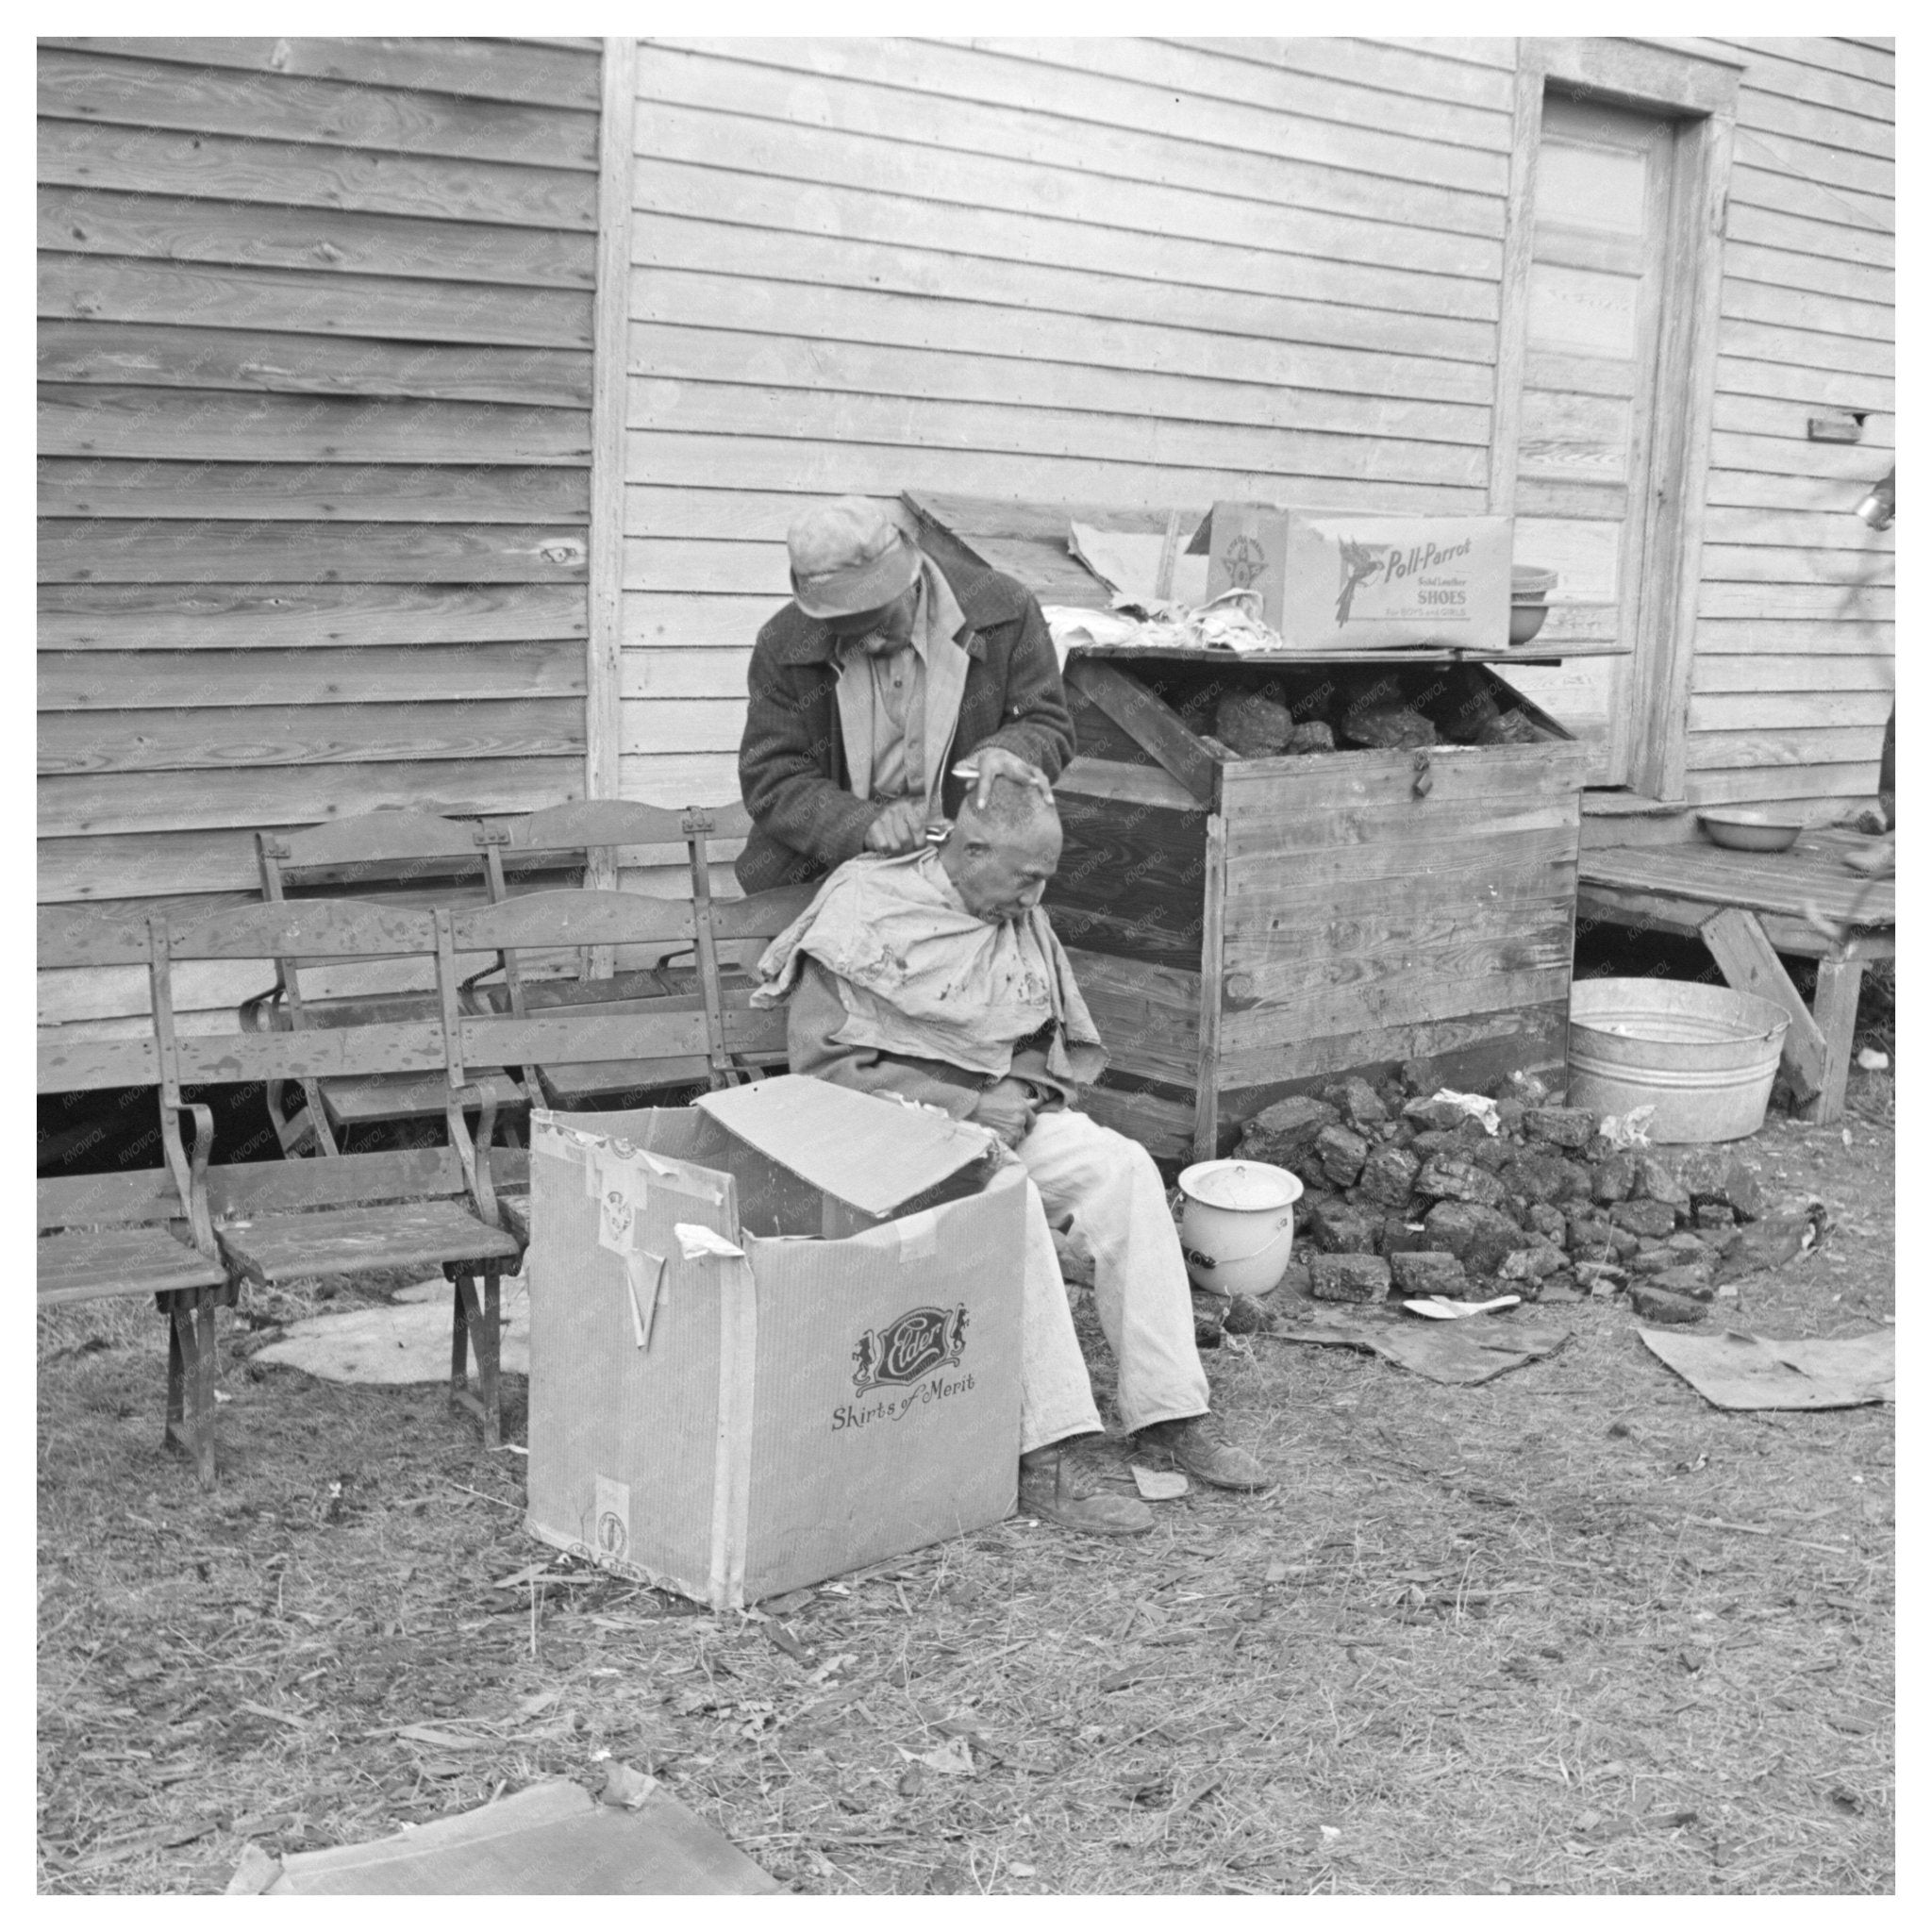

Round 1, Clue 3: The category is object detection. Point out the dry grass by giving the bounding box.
[38,1108,1893,1895]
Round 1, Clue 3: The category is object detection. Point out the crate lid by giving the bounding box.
[694,1074,996,1221]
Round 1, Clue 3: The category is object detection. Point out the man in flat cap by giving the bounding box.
[735,497,1075,892]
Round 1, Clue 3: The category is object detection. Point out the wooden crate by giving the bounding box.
[1045,655,1589,1163]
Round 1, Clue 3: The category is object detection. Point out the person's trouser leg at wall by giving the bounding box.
[1017,1109,1266,1491]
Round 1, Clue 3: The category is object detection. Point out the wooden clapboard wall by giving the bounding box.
[36,35,602,1036]
[1677,35,1894,814]
[622,36,1521,808]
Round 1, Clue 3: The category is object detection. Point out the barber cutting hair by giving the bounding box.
[735,497,1074,893]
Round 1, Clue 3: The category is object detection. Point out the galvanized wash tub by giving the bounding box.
[1567,978,1790,1144]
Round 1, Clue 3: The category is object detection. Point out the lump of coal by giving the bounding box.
[1214,690,1294,758]
[1340,704,1437,751]
[1308,1253,1391,1304]
[1286,721,1336,755]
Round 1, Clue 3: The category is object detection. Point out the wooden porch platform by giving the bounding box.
[1577,829,1894,1127]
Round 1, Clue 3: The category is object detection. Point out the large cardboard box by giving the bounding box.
[1203,503,1513,649]
[524,1075,1026,1611]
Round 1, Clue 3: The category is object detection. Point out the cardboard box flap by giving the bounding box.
[693,1075,996,1221]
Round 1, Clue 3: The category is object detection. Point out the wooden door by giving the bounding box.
[1501,92,1676,786]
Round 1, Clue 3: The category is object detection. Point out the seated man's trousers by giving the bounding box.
[1009,1108,1211,1453]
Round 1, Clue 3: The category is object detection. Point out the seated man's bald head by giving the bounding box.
[956,773,1060,839]
[941,774,1062,924]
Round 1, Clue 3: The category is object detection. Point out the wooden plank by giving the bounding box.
[633,318,1492,448]
[586,35,636,817]
[1582,842,1893,927]
[1711,392,1894,444]
[1687,727,1880,772]
[41,186,595,288]
[39,118,597,230]
[619,703,743,758]
[1218,741,1583,813]
[1179,37,1514,113]
[40,701,584,775]
[1729,118,1893,205]
[726,34,1512,192]
[1217,963,1575,1080]
[1053,758,1199,812]
[1722,240,1893,308]
[1719,315,1894,381]
[1692,656,1893,694]
[1736,86,1894,168]
[615,753,742,809]
[1487,54,1542,517]
[1699,544,1896,588]
[1725,159,1892,239]
[1020,36,1512,153]
[1721,275,1893,347]
[39,642,585,710]
[40,521,590,585]
[635,98,1502,285]
[41,757,584,838]
[38,321,591,408]
[1690,691,1891,733]
[40,386,590,464]
[1698,583,1890,621]
[1224,824,1579,899]
[628,383,1487,492]
[633,218,1498,372]
[1710,38,1894,112]
[620,651,750,701]
[1632,106,1732,801]
[1696,907,1829,1100]
[1707,432,1896,483]
[1796,958,1862,1125]
[635,43,1509,240]
[1062,662,1218,808]
[619,425,1484,516]
[637,153,1501,322]
[39,581,588,650]
[1702,506,1894,551]
[1079,1080,1193,1164]
[1685,763,1882,808]
[1706,467,1903,511]
[38,46,599,169]
[39,257,592,351]
[38,458,590,524]
[1045,795,1208,972]
[1713,354,1891,409]
[1192,815,1226,1159]
[1058,947,1200,1085]
[1224,799,1576,867]
[42,38,603,110]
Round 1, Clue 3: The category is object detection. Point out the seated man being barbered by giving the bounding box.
[750,774,1268,1535]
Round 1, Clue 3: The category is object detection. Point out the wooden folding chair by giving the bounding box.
[38,907,231,1485]
[473,799,764,1105]
[253,811,530,1156]
[160,899,525,1447]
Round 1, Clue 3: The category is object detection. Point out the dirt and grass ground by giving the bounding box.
[38,1073,1894,1896]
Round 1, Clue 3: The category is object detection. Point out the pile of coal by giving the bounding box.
[1234,1062,1821,1324]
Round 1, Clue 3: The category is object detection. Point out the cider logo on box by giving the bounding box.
[852,1304,969,1394]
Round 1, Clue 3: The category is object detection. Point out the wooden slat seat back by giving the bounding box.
[708,883,817,1070]
[472,800,763,1100]
[445,888,718,1100]
[255,811,528,1154]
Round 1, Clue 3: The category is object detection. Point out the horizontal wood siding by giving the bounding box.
[623,36,1517,805]
[1688,37,1893,813]
[37,36,601,1033]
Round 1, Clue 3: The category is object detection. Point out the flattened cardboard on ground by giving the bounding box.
[1264,1304,1572,1385]
[525,1082,1026,1612]
[259,1779,777,1893]
[1639,1325,1894,1409]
